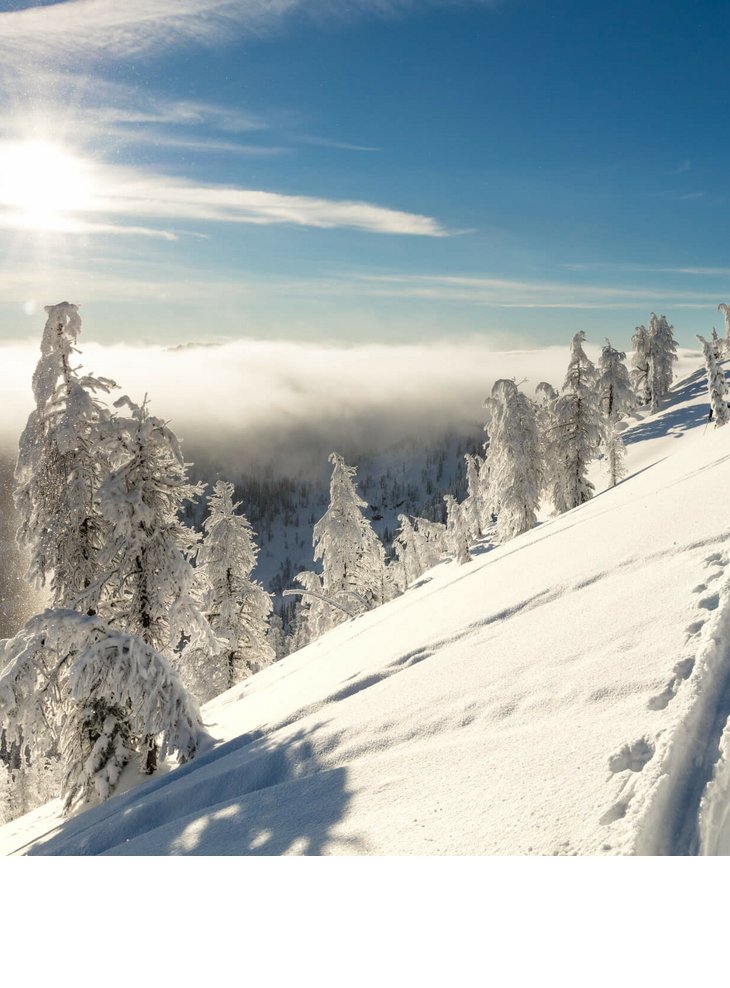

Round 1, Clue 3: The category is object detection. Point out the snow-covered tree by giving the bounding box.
[630,315,677,411]
[535,381,558,506]
[0,761,12,825]
[444,495,471,564]
[630,323,652,406]
[14,302,116,613]
[316,453,392,613]
[0,609,200,813]
[186,481,274,704]
[698,334,730,428]
[545,332,602,512]
[712,328,723,362]
[462,453,487,540]
[597,341,634,488]
[98,397,213,772]
[647,313,677,412]
[393,514,445,589]
[483,379,542,541]
[597,341,634,421]
[289,570,332,648]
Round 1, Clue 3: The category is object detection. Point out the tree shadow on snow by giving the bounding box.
[623,368,710,447]
[25,723,358,856]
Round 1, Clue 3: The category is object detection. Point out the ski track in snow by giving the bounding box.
[600,547,730,854]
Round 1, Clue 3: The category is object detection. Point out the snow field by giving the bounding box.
[4,352,730,854]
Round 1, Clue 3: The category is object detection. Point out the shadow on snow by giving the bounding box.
[25,723,356,856]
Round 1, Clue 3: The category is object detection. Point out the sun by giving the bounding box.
[0,139,92,232]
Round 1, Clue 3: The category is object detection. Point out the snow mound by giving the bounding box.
[5,353,730,855]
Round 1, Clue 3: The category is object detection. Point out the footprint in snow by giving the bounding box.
[698,592,720,611]
[599,796,631,826]
[704,552,726,566]
[650,655,697,708]
[608,737,655,774]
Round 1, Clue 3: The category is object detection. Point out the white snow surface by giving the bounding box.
[5,350,730,856]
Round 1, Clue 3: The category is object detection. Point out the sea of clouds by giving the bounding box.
[1,336,584,477]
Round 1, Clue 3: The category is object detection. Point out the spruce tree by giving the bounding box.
[597,341,634,488]
[443,495,471,564]
[393,514,445,588]
[293,453,393,642]
[698,334,729,427]
[99,396,214,772]
[186,481,274,703]
[484,379,542,541]
[14,302,115,612]
[630,323,652,406]
[546,332,602,512]
[647,313,677,412]
[462,453,487,541]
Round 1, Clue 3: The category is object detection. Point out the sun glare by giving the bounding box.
[0,139,92,232]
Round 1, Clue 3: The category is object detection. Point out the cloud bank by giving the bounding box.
[0,336,582,477]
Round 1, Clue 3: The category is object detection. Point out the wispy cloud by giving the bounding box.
[298,135,383,153]
[345,273,723,308]
[1,0,502,64]
[564,262,730,278]
[0,140,448,237]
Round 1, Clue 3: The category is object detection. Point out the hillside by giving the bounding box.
[3,353,730,855]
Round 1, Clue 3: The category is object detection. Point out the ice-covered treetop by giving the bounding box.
[40,302,81,356]
[32,302,82,407]
[326,452,366,509]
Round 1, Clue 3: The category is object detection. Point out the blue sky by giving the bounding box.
[0,0,729,346]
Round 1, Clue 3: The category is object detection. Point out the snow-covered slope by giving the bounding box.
[4,354,730,856]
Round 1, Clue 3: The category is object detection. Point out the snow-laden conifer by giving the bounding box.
[545,332,602,512]
[534,381,558,506]
[290,570,332,647]
[315,454,393,610]
[698,334,730,428]
[186,481,274,703]
[483,379,542,541]
[444,495,471,564]
[14,302,116,612]
[99,397,214,771]
[647,313,677,412]
[597,342,634,421]
[0,609,200,812]
[630,323,652,406]
[597,341,634,487]
[293,453,393,642]
[393,514,445,588]
[462,453,487,541]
